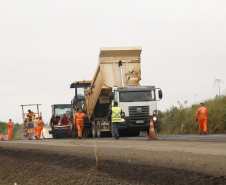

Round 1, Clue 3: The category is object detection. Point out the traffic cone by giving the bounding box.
[28,132,32,140]
[149,119,157,140]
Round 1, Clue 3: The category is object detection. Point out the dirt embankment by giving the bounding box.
[0,146,225,185]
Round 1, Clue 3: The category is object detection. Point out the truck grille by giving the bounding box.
[129,106,149,123]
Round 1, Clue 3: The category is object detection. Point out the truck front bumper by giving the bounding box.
[118,116,159,131]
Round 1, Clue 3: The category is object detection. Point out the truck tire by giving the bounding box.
[92,122,97,138]
[96,121,102,138]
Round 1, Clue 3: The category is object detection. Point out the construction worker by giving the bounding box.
[74,109,87,139]
[27,109,35,122]
[51,115,60,126]
[36,116,43,140]
[61,113,69,126]
[33,117,38,139]
[196,103,208,135]
[107,101,122,139]
[7,119,14,140]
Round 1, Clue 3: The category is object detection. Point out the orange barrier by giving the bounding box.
[148,119,157,140]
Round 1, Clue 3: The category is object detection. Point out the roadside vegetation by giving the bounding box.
[1,96,226,137]
[159,95,226,134]
[0,122,22,139]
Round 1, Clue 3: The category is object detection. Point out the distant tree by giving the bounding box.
[214,79,224,97]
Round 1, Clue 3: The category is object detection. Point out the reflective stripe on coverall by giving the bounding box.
[74,113,87,138]
[111,107,122,122]
[196,106,208,133]
[7,122,14,140]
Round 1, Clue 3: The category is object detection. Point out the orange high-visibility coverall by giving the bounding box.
[27,111,34,117]
[7,122,14,140]
[196,106,208,134]
[36,119,43,140]
[74,113,87,138]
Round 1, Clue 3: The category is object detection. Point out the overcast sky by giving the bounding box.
[0,0,226,123]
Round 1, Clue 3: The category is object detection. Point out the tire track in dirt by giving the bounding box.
[0,148,225,185]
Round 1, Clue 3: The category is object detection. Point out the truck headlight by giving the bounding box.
[121,118,126,122]
[153,117,157,121]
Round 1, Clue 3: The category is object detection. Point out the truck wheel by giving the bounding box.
[92,122,97,138]
[96,121,102,138]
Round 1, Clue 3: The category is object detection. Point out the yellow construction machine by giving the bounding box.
[21,104,42,138]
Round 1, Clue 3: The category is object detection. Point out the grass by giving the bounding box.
[159,95,226,134]
[0,122,22,139]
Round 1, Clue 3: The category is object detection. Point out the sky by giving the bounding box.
[0,0,226,123]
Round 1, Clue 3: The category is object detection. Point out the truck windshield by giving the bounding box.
[119,91,155,102]
[55,107,71,115]
[53,105,72,116]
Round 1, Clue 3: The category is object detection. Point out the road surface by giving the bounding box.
[0,134,225,184]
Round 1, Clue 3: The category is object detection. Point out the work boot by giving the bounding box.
[78,137,82,139]
[116,135,119,139]
[199,133,202,135]
[204,132,207,135]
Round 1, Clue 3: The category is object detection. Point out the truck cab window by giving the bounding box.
[119,91,156,102]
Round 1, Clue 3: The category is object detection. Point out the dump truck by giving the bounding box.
[81,47,163,137]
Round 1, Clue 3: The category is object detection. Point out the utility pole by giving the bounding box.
[214,79,224,97]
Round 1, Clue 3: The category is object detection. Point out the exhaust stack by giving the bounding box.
[119,60,124,87]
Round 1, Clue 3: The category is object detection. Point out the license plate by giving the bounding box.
[136,120,144,123]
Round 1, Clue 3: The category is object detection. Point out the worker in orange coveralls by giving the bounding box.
[27,109,35,122]
[33,117,38,139]
[196,103,208,135]
[7,119,14,140]
[74,109,87,139]
[36,116,43,140]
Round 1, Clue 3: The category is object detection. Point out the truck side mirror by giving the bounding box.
[158,90,163,100]
[110,92,114,101]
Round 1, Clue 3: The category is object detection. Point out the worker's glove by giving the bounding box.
[196,119,198,122]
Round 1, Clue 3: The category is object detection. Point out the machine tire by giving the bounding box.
[53,131,57,139]
[92,122,97,138]
[96,121,102,138]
